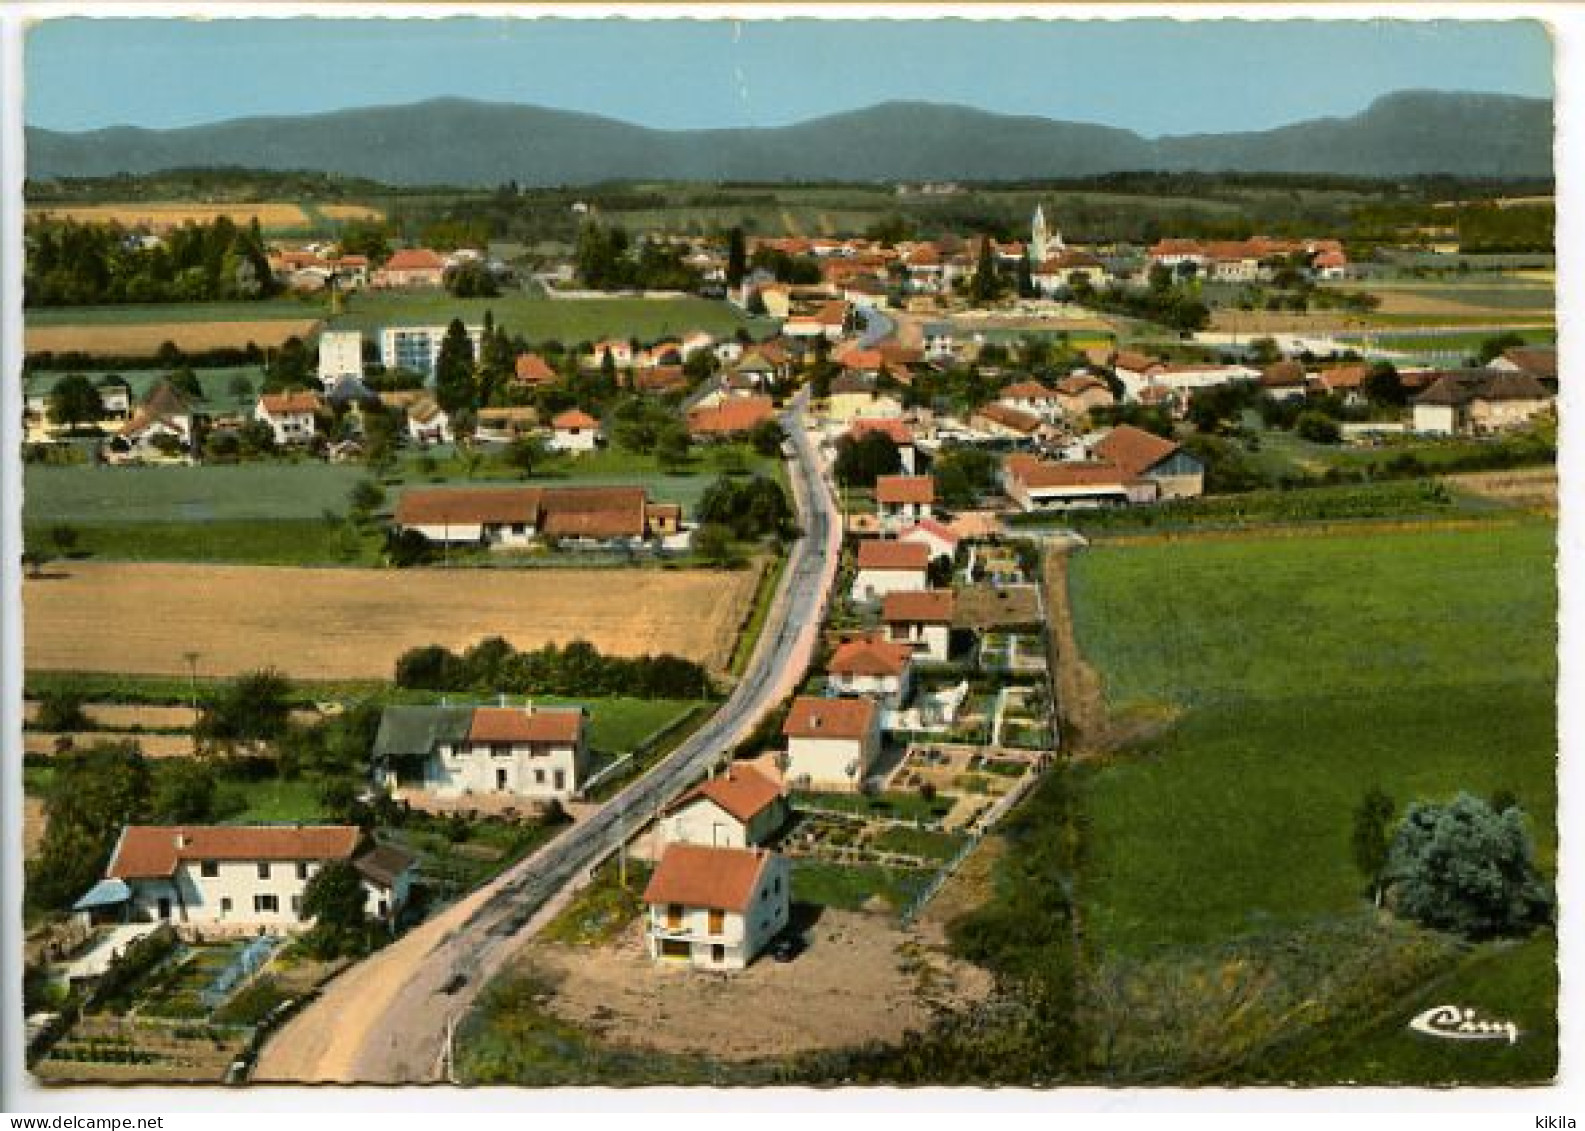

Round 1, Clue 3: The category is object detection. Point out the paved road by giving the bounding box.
[254,395,842,1084]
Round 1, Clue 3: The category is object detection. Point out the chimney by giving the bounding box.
[174,832,189,850]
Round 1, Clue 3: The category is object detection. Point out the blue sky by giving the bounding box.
[25,17,1553,135]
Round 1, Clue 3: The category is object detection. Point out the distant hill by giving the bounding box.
[25,90,1553,186]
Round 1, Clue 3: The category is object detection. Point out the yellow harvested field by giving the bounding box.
[25,319,321,357]
[28,202,310,230]
[25,561,763,680]
[24,798,46,860]
[320,204,386,222]
[25,731,196,759]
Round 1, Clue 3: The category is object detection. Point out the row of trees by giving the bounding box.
[394,636,714,700]
[26,216,278,307]
[575,221,703,291]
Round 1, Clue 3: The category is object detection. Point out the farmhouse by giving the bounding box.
[643,844,790,970]
[882,589,956,664]
[658,763,788,850]
[549,409,602,454]
[997,380,1062,422]
[1002,455,1153,512]
[512,352,559,388]
[393,485,674,550]
[72,825,414,932]
[1053,373,1116,418]
[970,402,1044,442]
[1260,360,1311,402]
[875,475,935,532]
[1411,371,1555,436]
[372,703,590,801]
[1488,346,1558,391]
[473,406,541,445]
[850,539,930,605]
[110,381,196,461]
[826,633,914,706]
[405,396,453,446]
[254,391,323,446]
[687,395,776,439]
[1092,425,1205,499]
[373,248,447,288]
[781,695,882,792]
[1032,250,1108,294]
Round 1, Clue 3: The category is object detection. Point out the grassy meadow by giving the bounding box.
[1065,520,1556,1082]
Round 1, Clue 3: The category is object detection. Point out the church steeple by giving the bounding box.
[1030,204,1049,263]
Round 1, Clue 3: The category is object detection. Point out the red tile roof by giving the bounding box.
[668,764,783,823]
[539,486,649,540]
[109,825,361,879]
[973,402,1041,434]
[855,539,930,572]
[882,589,956,625]
[1092,425,1182,477]
[258,392,322,416]
[643,844,775,913]
[828,634,914,678]
[687,395,775,436]
[514,353,558,385]
[384,248,445,271]
[875,475,935,506]
[782,696,877,741]
[395,487,541,527]
[849,418,913,446]
[1006,454,1137,490]
[467,706,584,745]
[552,409,600,431]
[999,380,1058,401]
[897,518,961,548]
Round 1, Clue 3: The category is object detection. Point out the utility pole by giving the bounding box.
[183,650,201,756]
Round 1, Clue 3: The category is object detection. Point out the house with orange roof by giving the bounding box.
[896,518,960,563]
[826,633,914,705]
[393,484,665,550]
[658,763,788,850]
[405,395,452,446]
[997,379,1063,422]
[1001,454,1157,512]
[781,696,882,791]
[549,408,601,454]
[513,352,559,388]
[1053,372,1117,418]
[74,824,415,931]
[643,844,790,969]
[875,474,936,531]
[881,589,956,664]
[253,390,323,446]
[373,247,446,288]
[850,538,930,605]
[970,401,1045,441]
[687,395,776,439]
[1091,424,1205,499]
[372,702,589,801]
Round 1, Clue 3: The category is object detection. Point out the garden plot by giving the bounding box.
[978,632,1049,674]
[992,685,1055,750]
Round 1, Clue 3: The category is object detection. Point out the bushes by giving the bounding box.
[394,636,714,700]
[34,687,90,732]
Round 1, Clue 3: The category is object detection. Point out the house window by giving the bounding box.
[200,860,219,878]
[297,862,310,881]
[254,894,280,914]
[220,897,232,915]
[773,875,782,894]
[553,769,566,791]
[534,768,546,784]
[711,944,726,964]
[257,863,271,880]
[291,895,303,917]
[708,909,725,934]
[660,939,690,959]
[666,904,684,929]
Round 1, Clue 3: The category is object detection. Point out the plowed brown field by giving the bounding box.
[24,561,761,680]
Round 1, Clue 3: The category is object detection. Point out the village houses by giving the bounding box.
[780,695,882,792]
[881,589,956,665]
[657,763,788,850]
[372,703,590,802]
[642,844,791,970]
[850,538,931,605]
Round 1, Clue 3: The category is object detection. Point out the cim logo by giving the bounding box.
[1408,1004,1520,1045]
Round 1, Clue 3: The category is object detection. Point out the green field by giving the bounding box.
[24,463,366,523]
[327,290,769,344]
[790,859,931,913]
[1071,521,1556,950]
[25,299,329,327]
[24,519,380,567]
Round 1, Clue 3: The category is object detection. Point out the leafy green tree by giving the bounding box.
[969,235,1002,304]
[301,859,371,955]
[1295,410,1342,444]
[1385,792,1553,939]
[264,338,313,392]
[1475,331,1528,366]
[934,446,998,508]
[654,424,693,472]
[1352,786,1396,907]
[349,478,386,523]
[47,374,104,428]
[151,760,219,823]
[445,260,499,298]
[505,432,549,478]
[833,431,903,488]
[1363,363,1408,408]
[35,687,90,732]
[749,418,785,457]
[693,522,739,567]
[194,668,294,749]
[27,741,151,912]
[434,318,478,415]
[384,528,435,569]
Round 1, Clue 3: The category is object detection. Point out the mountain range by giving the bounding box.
[25,90,1553,186]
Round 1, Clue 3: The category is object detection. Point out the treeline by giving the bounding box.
[25,215,278,307]
[1457,203,1554,253]
[394,636,714,700]
[574,222,703,291]
[25,166,397,203]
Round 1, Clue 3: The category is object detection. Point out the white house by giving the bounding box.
[781,696,882,792]
[1002,454,1156,512]
[997,380,1063,423]
[392,485,662,551]
[848,418,917,474]
[850,539,930,605]
[549,409,601,454]
[826,634,914,707]
[405,397,452,446]
[922,322,955,360]
[372,703,590,801]
[254,391,322,447]
[881,589,956,665]
[1411,372,1555,436]
[658,764,788,850]
[317,331,365,386]
[643,844,790,970]
[71,825,415,932]
[109,382,195,462]
[874,475,935,533]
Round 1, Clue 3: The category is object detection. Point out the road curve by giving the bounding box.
[252,396,842,1084]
